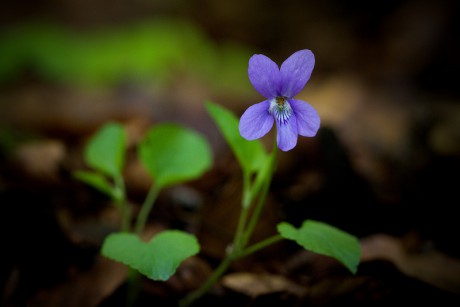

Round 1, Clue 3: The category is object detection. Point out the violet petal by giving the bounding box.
[276,115,298,151]
[248,54,280,98]
[279,49,315,98]
[289,99,320,137]
[239,100,274,140]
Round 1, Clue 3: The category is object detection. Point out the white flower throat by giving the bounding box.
[269,96,293,124]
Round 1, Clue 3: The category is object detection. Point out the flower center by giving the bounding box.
[269,96,293,124]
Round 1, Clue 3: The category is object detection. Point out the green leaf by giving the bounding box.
[277,220,361,274]
[101,230,200,281]
[138,124,212,189]
[85,122,126,177]
[73,171,121,201]
[205,101,267,174]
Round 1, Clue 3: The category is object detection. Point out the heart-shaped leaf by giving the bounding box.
[101,230,200,281]
[138,124,212,189]
[85,122,126,177]
[205,101,267,175]
[278,220,361,274]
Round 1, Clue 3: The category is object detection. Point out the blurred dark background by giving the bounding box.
[1,0,459,306]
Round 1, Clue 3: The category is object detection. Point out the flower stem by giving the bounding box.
[180,142,279,306]
[240,178,270,248]
[114,174,131,232]
[134,183,160,235]
[240,145,277,248]
[179,255,233,307]
[231,172,251,251]
[126,268,141,307]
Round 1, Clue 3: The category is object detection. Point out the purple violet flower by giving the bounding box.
[239,49,320,151]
